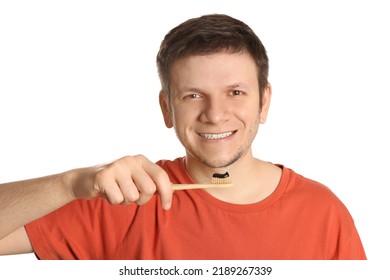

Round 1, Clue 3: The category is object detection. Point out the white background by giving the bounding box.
[0,0,389,277]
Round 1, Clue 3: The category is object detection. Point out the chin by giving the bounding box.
[198,152,242,169]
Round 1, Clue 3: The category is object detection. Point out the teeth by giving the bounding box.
[199,131,233,140]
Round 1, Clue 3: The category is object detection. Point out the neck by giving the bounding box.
[184,149,281,204]
[184,148,256,185]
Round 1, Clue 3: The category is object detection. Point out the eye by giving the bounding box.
[231,90,244,96]
[184,93,202,100]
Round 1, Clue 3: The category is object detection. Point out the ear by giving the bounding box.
[159,90,173,128]
[259,83,272,124]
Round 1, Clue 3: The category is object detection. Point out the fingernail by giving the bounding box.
[163,202,171,210]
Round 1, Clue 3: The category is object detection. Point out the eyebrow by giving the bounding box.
[179,86,204,93]
[226,83,250,90]
[179,83,250,93]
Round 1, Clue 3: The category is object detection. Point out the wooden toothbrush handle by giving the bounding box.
[171,183,233,190]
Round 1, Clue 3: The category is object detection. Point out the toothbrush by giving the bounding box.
[171,172,233,190]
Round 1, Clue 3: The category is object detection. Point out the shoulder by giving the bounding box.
[156,157,183,170]
[278,166,366,259]
[279,166,359,232]
[285,167,335,197]
[281,166,349,213]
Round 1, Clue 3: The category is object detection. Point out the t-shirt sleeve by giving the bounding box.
[329,201,367,259]
[286,170,367,260]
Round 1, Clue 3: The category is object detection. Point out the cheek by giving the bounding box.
[236,103,261,125]
[172,103,200,124]
[172,106,195,135]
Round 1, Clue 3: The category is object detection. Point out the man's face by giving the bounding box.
[160,52,270,168]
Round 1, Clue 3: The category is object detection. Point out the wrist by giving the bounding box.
[62,167,97,200]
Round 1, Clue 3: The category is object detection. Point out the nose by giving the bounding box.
[199,96,229,124]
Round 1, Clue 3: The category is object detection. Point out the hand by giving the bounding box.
[68,155,173,210]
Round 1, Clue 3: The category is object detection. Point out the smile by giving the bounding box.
[198,131,235,140]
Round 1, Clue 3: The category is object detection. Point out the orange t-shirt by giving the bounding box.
[25,157,366,259]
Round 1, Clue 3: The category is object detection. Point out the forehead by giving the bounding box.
[169,52,258,90]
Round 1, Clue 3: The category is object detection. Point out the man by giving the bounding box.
[0,14,365,259]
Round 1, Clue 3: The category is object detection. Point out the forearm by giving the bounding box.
[0,155,173,241]
[0,172,76,240]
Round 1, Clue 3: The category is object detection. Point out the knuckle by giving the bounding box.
[133,154,145,160]
[119,155,147,170]
[107,194,124,205]
[127,154,145,164]
[141,183,156,195]
[125,191,140,202]
[136,196,151,206]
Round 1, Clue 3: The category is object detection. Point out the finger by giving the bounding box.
[112,166,140,205]
[96,177,125,205]
[142,161,173,210]
[132,167,157,206]
[115,177,140,205]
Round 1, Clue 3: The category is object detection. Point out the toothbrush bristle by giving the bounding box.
[212,172,231,184]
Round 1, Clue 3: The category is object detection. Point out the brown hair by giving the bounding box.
[156,14,269,98]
